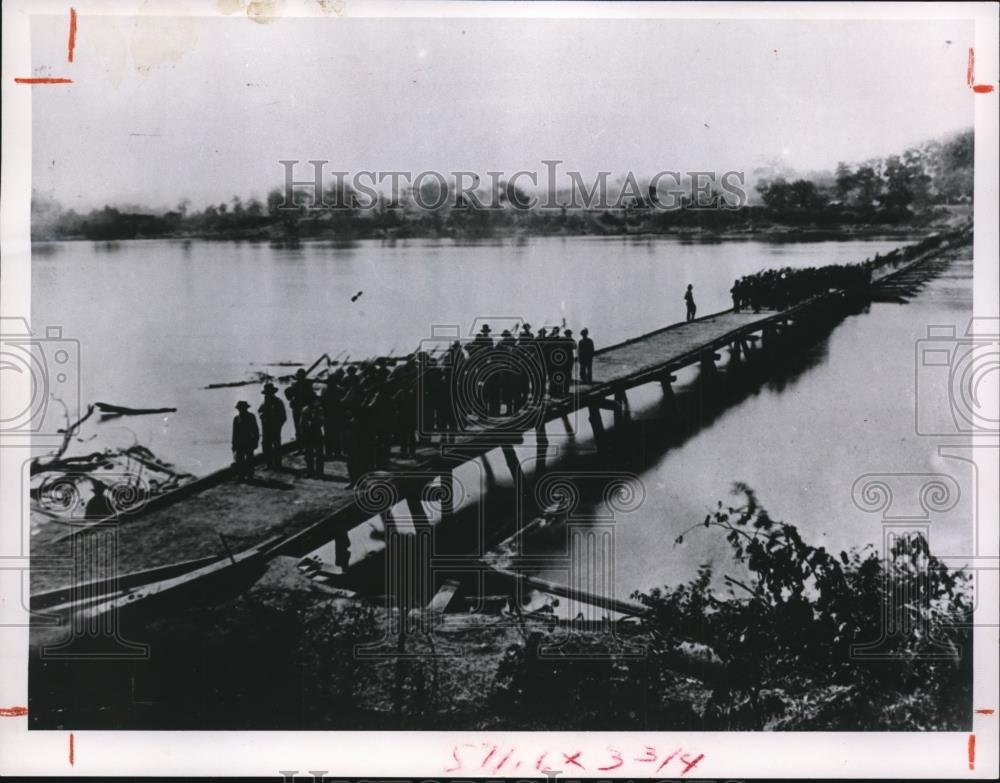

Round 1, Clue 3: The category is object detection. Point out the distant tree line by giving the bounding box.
[754,129,973,225]
[31,129,973,242]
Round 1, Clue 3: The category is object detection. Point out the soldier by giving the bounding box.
[515,323,535,411]
[443,343,466,437]
[498,329,518,415]
[350,398,377,480]
[415,351,436,437]
[482,339,503,417]
[258,382,287,469]
[730,279,742,312]
[432,355,457,442]
[412,355,436,440]
[231,401,259,482]
[469,325,495,417]
[287,368,316,444]
[470,323,493,356]
[394,375,419,457]
[300,401,325,478]
[321,371,344,459]
[577,327,595,383]
[447,339,467,375]
[533,327,551,397]
[685,283,697,322]
[543,327,564,396]
[370,383,395,468]
[557,329,576,395]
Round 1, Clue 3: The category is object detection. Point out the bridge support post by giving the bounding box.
[406,490,430,528]
[501,443,526,488]
[761,325,775,356]
[699,351,719,378]
[534,425,550,473]
[587,405,608,452]
[613,390,631,430]
[659,373,678,423]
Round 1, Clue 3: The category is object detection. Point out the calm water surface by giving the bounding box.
[32,234,973,593]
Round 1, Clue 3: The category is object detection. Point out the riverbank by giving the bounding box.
[32,201,972,244]
[33,217,954,245]
[29,489,972,732]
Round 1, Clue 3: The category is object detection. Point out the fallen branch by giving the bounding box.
[204,377,267,390]
[29,403,96,475]
[95,402,177,416]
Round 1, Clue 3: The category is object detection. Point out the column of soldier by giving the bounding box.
[729,260,875,314]
[231,324,596,484]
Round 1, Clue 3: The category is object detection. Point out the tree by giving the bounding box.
[789,179,825,210]
[882,155,914,210]
[758,178,825,211]
[834,163,854,202]
[852,165,881,208]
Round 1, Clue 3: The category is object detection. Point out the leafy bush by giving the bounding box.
[633,484,973,729]
[489,484,972,730]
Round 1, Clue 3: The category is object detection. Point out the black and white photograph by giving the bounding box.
[1,0,998,778]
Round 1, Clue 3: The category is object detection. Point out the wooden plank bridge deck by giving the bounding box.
[28,230,969,600]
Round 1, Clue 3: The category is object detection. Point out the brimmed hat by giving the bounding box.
[480,324,491,333]
[521,323,532,330]
[262,382,278,394]
[581,328,589,336]
[236,400,250,410]
[564,329,573,336]
[501,329,511,336]
[295,368,307,378]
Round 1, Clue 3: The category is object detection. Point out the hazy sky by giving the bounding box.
[30,14,975,210]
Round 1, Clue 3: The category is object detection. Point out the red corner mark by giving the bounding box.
[967,48,996,94]
[975,708,995,715]
[68,8,78,62]
[14,7,76,84]
[0,706,28,717]
[14,77,73,84]
[968,734,975,770]
[69,733,75,766]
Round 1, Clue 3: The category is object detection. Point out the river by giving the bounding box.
[30,234,974,596]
